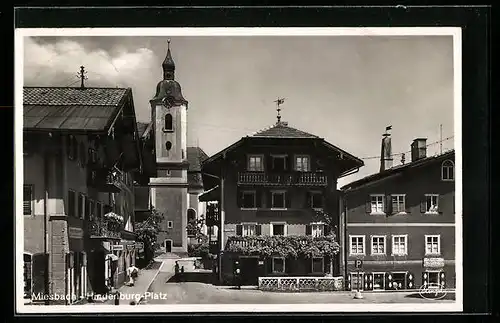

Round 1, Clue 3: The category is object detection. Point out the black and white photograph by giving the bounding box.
[15,27,462,313]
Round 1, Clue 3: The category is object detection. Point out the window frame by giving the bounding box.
[391,234,408,256]
[270,154,288,171]
[310,190,324,210]
[247,154,264,172]
[294,154,311,172]
[311,257,324,274]
[241,222,257,237]
[241,190,257,209]
[23,184,34,216]
[167,221,173,229]
[271,190,287,210]
[270,222,287,236]
[441,160,455,181]
[164,113,174,132]
[425,194,440,214]
[349,235,365,256]
[271,257,286,273]
[425,234,441,256]
[311,222,325,237]
[391,194,406,214]
[370,194,385,215]
[371,235,386,256]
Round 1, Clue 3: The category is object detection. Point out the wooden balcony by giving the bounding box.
[88,167,124,193]
[238,172,327,186]
[87,217,122,240]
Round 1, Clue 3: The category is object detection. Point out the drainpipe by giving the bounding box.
[43,133,51,305]
[342,194,348,289]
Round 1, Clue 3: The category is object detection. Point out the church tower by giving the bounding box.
[149,40,189,253]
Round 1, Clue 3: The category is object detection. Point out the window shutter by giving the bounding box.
[256,225,262,236]
[285,191,291,208]
[237,190,243,208]
[420,198,427,213]
[23,185,32,215]
[66,136,72,159]
[438,195,444,214]
[285,155,290,171]
[439,271,446,288]
[236,225,242,236]
[324,225,332,236]
[267,191,273,208]
[422,271,429,286]
[256,189,262,208]
[32,253,47,295]
[365,198,371,213]
[407,272,415,289]
[385,195,393,215]
[305,225,312,236]
[405,195,411,214]
[385,272,392,290]
[266,155,273,172]
[322,256,329,274]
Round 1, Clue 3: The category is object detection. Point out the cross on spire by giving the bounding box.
[78,65,88,88]
[274,97,285,124]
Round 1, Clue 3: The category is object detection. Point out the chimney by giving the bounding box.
[380,127,393,172]
[411,138,427,162]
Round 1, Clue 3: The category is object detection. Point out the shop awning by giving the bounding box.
[199,186,220,202]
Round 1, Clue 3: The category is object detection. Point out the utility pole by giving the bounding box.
[440,124,443,154]
[78,65,88,88]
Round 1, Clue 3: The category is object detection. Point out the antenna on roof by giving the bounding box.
[274,97,285,124]
[78,66,88,89]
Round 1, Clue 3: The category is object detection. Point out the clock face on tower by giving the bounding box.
[163,96,175,107]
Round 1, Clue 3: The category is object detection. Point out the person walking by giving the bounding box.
[180,266,185,283]
[233,260,242,290]
[174,261,180,282]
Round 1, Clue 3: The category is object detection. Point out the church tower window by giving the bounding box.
[164,113,173,132]
[165,141,172,151]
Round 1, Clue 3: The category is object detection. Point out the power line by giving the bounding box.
[358,136,454,160]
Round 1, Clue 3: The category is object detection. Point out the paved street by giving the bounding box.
[142,271,455,305]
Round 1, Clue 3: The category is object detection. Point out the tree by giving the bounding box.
[135,208,164,263]
[312,208,338,276]
[186,214,208,243]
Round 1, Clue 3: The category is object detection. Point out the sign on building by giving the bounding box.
[355,259,363,269]
[423,257,445,268]
[112,244,124,251]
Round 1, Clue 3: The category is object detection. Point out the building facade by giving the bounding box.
[341,132,456,291]
[133,41,208,255]
[23,86,143,304]
[200,119,364,285]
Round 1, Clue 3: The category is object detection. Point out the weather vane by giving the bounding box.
[274,97,285,124]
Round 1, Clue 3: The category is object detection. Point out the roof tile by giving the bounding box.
[24,87,128,106]
[251,122,319,139]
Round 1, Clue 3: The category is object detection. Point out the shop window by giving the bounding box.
[350,272,363,291]
[389,272,406,290]
[373,273,385,290]
[23,185,34,216]
[23,254,32,298]
[272,257,285,273]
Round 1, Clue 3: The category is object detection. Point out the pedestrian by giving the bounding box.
[126,264,139,286]
[174,261,180,282]
[180,266,185,283]
[233,260,241,290]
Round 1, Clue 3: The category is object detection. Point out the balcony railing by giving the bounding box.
[87,217,122,240]
[238,172,327,186]
[88,167,124,193]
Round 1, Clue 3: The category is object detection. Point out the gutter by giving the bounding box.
[338,167,360,179]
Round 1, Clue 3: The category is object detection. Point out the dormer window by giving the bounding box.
[441,160,454,181]
[164,113,173,132]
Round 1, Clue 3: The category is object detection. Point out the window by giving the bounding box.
[207,226,215,235]
[167,221,173,229]
[311,257,324,274]
[424,194,439,213]
[23,185,33,216]
[85,198,91,220]
[310,191,323,209]
[272,257,285,273]
[242,224,256,237]
[441,160,454,181]
[311,223,324,237]
[295,155,310,172]
[425,235,440,255]
[68,190,76,218]
[165,113,173,131]
[350,235,365,255]
[271,223,286,236]
[67,135,77,160]
[272,155,287,172]
[187,209,196,222]
[248,155,264,172]
[370,195,385,214]
[391,195,406,213]
[350,273,363,291]
[373,273,385,290]
[165,141,172,151]
[424,271,440,285]
[271,191,286,209]
[78,193,85,219]
[392,235,408,256]
[23,254,32,298]
[371,236,386,255]
[242,191,256,209]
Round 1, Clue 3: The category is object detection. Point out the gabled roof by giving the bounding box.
[23,87,131,132]
[251,122,319,139]
[187,146,209,172]
[341,149,455,192]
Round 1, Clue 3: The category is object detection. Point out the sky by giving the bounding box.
[23,34,456,187]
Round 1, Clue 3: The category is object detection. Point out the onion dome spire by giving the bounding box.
[162,39,175,80]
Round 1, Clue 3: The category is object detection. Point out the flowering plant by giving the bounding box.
[104,212,124,223]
